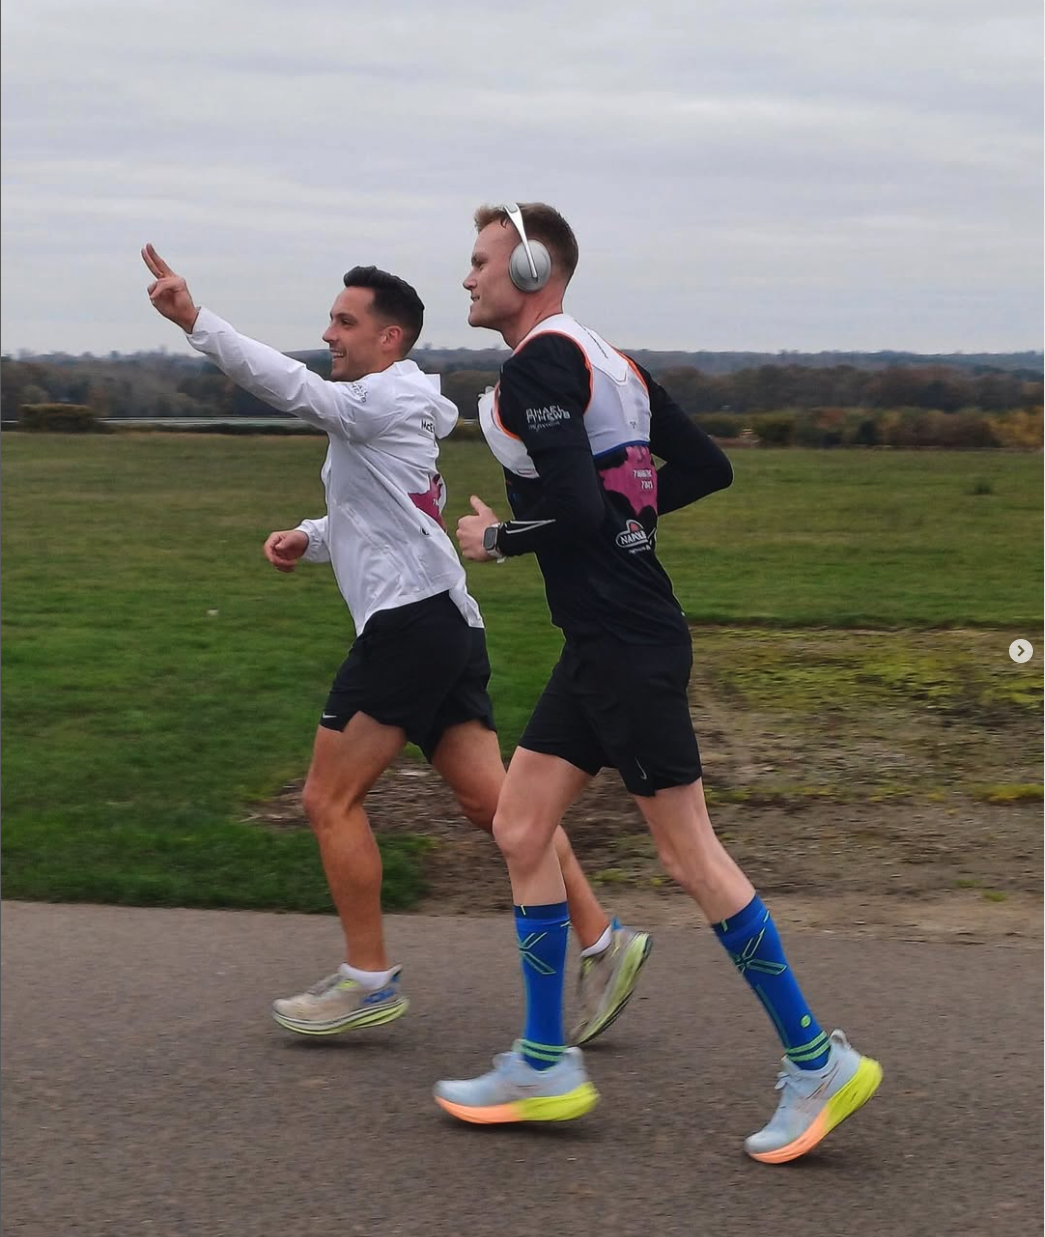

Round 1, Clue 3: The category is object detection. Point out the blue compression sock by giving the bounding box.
[514,902,570,1071]
[713,894,830,1070]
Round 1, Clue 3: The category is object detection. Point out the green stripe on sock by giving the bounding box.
[787,1033,831,1063]
[519,1038,567,1062]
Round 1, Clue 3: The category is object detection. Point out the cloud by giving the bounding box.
[2,0,1041,353]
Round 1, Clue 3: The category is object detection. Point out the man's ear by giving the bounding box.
[383,323,405,354]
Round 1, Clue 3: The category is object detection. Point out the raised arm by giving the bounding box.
[141,245,400,442]
[142,243,199,332]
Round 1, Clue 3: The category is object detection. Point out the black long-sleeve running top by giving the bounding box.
[482,326,733,645]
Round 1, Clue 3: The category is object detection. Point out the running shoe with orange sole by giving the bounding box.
[745,1029,883,1163]
[434,1043,598,1124]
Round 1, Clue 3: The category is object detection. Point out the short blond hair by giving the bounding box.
[474,202,579,282]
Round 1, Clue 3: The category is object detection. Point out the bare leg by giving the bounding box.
[431,748,611,1120]
[491,747,594,905]
[430,722,609,947]
[634,778,753,922]
[301,714,406,970]
[554,830,614,949]
[635,778,883,1163]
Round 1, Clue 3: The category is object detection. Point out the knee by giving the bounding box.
[301,777,359,835]
[492,809,542,868]
[653,839,688,889]
[651,830,732,902]
[301,778,330,832]
[455,791,495,835]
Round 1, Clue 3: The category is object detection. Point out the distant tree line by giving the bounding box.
[411,344,1042,379]
[3,349,1042,447]
[436,363,1042,424]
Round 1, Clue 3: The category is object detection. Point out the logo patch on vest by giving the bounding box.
[524,404,570,430]
[615,519,651,553]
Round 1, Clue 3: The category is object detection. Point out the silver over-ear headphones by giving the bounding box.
[501,202,552,292]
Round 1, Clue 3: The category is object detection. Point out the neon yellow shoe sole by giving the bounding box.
[747,1055,883,1164]
[271,997,409,1036]
[435,1081,599,1125]
[571,930,653,1047]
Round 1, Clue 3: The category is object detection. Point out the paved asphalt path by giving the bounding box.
[2,901,1041,1237]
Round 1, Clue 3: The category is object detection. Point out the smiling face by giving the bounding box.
[321,286,401,381]
[462,220,530,338]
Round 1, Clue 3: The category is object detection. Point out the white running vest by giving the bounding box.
[478,315,652,479]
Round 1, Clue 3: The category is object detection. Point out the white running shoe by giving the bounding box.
[271,967,408,1036]
[569,919,652,1046]
[745,1029,883,1163]
[434,1043,599,1125]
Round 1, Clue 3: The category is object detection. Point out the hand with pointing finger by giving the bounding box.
[456,495,501,562]
[141,243,200,333]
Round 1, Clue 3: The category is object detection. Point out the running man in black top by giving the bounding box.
[433,203,882,1163]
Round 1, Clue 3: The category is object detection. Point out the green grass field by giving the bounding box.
[2,435,1041,909]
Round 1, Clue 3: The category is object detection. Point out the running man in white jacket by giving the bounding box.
[141,244,651,1044]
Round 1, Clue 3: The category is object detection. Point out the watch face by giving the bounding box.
[483,525,498,551]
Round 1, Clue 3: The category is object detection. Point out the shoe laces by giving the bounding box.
[579,938,615,977]
[307,973,344,996]
[773,1064,800,1094]
[773,1054,833,1101]
[489,1049,532,1082]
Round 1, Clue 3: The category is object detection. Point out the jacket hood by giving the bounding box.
[402,363,459,439]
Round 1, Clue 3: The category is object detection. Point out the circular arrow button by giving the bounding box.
[1008,639,1033,664]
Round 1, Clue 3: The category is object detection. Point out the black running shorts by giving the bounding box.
[519,634,702,796]
[319,592,495,761]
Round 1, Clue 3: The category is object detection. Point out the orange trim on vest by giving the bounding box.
[515,330,594,413]
[491,384,523,442]
[615,348,649,395]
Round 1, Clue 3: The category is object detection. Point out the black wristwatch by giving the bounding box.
[482,523,506,562]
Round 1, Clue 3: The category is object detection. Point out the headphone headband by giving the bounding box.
[502,203,540,282]
[501,202,552,292]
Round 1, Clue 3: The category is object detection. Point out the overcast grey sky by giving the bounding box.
[1,0,1041,357]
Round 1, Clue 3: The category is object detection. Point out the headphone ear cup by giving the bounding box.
[509,240,552,292]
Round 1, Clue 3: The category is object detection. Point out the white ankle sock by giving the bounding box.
[580,923,613,958]
[339,962,396,989]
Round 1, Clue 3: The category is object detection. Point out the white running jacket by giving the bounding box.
[187,308,483,633]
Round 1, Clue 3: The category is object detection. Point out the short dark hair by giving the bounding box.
[342,265,425,355]
[473,202,580,283]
